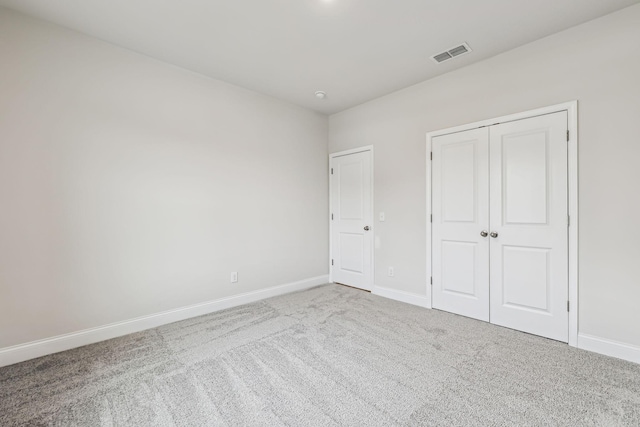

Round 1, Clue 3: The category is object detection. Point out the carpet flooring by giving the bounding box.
[1,284,639,426]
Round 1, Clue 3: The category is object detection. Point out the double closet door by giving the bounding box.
[431,112,569,342]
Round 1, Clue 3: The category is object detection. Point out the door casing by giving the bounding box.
[329,146,374,290]
[426,101,579,347]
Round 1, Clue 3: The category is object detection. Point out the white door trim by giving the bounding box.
[426,101,579,347]
[329,145,374,288]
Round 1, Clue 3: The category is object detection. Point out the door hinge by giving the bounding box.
[430,214,432,223]
[567,215,570,227]
[331,213,334,220]
[567,130,570,142]
[430,276,433,285]
[331,259,334,266]
[567,301,570,312]
[331,168,333,175]
[430,152,433,161]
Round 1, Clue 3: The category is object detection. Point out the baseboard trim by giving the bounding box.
[577,333,640,364]
[0,275,329,368]
[372,286,431,308]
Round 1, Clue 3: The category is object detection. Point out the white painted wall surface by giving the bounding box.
[0,8,328,349]
[329,4,640,347]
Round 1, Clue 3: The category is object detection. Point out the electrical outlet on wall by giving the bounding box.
[231,272,238,283]
[388,267,394,277]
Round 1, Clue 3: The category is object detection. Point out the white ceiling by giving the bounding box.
[1,0,638,114]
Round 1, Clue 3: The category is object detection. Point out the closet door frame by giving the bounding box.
[426,101,579,347]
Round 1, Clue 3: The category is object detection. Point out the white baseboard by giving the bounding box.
[0,275,329,368]
[577,333,640,364]
[370,289,639,365]
[372,286,432,308]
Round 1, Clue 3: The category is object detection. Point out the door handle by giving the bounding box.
[480,230,488,237]
[490,232,498,238]
[364,226,370,231]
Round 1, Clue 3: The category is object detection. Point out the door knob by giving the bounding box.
[490,232,498,238]
[364,226,370,231]
[480,230,488,237]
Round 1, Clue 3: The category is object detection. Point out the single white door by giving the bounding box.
[432,128,490,321]
[330,149,373,291]
[489,112,569,342]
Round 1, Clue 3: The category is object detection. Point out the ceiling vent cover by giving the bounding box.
[431,43,472,64]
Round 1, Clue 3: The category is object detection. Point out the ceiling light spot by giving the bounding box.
[315,91,327,99]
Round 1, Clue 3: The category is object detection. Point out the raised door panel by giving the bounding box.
[501,245,550,312]
[441,241,478,297]
[502,131,548,225]
[339,161,364,220]
[339,233,365,274]
[441,142,477,223]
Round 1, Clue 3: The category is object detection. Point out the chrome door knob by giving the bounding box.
[480,230,488,237]
[490,232,498,238]
[364,226,370,231]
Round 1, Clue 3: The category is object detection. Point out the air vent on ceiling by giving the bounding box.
[431,43,472,64]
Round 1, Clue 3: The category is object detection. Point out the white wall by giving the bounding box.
[0,8,328,349]
[329,4,640,347]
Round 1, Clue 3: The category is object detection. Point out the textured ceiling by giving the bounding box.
[1,0,638,114]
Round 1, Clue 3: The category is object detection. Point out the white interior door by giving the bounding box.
[489,112,569,342]
[330,149,373,291]
[431,128,490,321]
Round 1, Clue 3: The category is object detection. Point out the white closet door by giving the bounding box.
[432,128,490,321]
[489,112,569,342]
